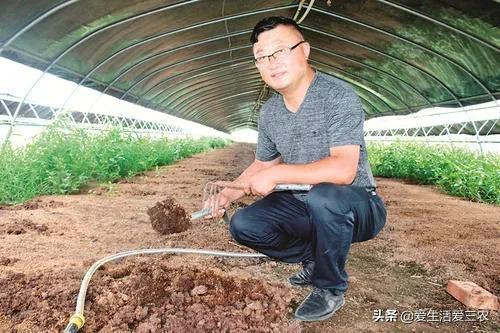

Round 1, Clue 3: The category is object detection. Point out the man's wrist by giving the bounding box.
[221,188,244,202]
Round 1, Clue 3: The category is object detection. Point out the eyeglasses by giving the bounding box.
[253,41,306,67]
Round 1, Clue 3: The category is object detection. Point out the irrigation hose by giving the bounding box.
[64,184,311,332]
[63,248,267,332]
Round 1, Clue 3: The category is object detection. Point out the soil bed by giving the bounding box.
[0,143,498,332]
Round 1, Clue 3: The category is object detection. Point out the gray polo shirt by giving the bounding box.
[256,71,375,200]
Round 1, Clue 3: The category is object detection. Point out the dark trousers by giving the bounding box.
[229,183,387,294]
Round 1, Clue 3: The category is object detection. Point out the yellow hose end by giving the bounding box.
[69,313,85,329]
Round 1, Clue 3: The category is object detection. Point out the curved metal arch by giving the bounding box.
[28,0,202,85]
[374,0,500,53]
[156,51,418,115]
[166,69,260,106]
[181,68,400,120]
[197,88,394,130]
[356,95,383,116]
[163,44,431,111]
[188,98,259,123]
[192,93,380,132]
[198,100,256,118]
[186,92,262,120]
[198,93,388,130]
[163,67,260,102]
[310,59,410,110]
[181,68,393,118]
[139,2,496,118]
[0,0,80,54]
[204,112,260,131]
[121,44,251,99]
[202,111,258,131]
[150,59,255,104]
[174,64,397,117]
[72,4,298,98]
[158,43,431,110]
[181,88,263,119]
[94,0,455,109]
[143,58,254,104]
[100,30,251,95]
[196,90,383,129]
[196,101,263,126]
[195,101,256,117]
[308,6,495,101]
[172,81,265,113]
[138,25,465,113]
[5,0,203,138]
[306,70,393,113]
[311,46,432,107]
[1,0,496,134]
[122,2,480,109]
[302,25,462,106]
[168,72,262,108]
[191,100,256,120]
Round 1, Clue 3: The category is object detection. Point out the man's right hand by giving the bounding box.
[202,188,242,220]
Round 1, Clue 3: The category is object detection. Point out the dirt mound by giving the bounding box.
[0,218,49,235]
[148,197,191,235]
[0,258,299,332]
[3,198,66,210]
[1,143,498,333]
[0,257,19,266]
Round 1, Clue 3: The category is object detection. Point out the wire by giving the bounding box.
[296,0,316,24]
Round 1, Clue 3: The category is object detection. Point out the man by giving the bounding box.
[206,16,387,322]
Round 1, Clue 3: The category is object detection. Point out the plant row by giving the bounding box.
[368,142,499,205]
[0,125,229,205]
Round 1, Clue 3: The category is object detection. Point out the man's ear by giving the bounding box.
[302,41,311,60]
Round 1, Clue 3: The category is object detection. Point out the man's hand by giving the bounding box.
[202,188,242,220]
[248,168,277,196]
[202,191,230,220]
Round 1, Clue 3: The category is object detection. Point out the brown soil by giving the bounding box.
[0,143,498,333]
[148,197,191,235]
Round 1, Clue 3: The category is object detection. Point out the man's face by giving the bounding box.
[252,25,310,93]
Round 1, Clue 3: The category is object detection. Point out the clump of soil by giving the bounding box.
[0,257,19,266]
[0,258,299,332]
[1,219,49,235]
[10,199,65,210]
[147,197,191,235]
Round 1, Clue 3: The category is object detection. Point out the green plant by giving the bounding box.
[368,142,499,205]
[0,124,230,205]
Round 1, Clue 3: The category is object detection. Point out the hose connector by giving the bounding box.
[63,313,85,333]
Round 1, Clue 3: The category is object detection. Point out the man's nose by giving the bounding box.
[266,56,282,69]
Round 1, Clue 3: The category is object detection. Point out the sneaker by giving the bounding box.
[288,260,314,286]
[294,288,345,321]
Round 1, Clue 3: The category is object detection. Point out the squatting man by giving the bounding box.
[204,16,387,322]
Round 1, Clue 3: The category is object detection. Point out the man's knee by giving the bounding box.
[307,183,351,214]
[229,208,251,243]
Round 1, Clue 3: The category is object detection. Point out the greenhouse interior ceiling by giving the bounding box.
[0,0,499,133]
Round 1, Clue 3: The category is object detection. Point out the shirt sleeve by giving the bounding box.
[255,111,280,161]
[327,86,365,147]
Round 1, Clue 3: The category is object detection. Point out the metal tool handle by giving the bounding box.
[215,181,312,192]
[274,184,312,191]
[192,184,312,221]
[190,208,212,221]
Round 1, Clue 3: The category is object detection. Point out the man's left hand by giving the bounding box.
[248,169,277,196]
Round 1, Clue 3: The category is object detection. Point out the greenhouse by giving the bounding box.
[0,1,498,332]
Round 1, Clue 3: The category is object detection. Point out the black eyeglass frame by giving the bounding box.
[253,40,306,67]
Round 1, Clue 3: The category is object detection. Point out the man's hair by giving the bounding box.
[250,16,304,44]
